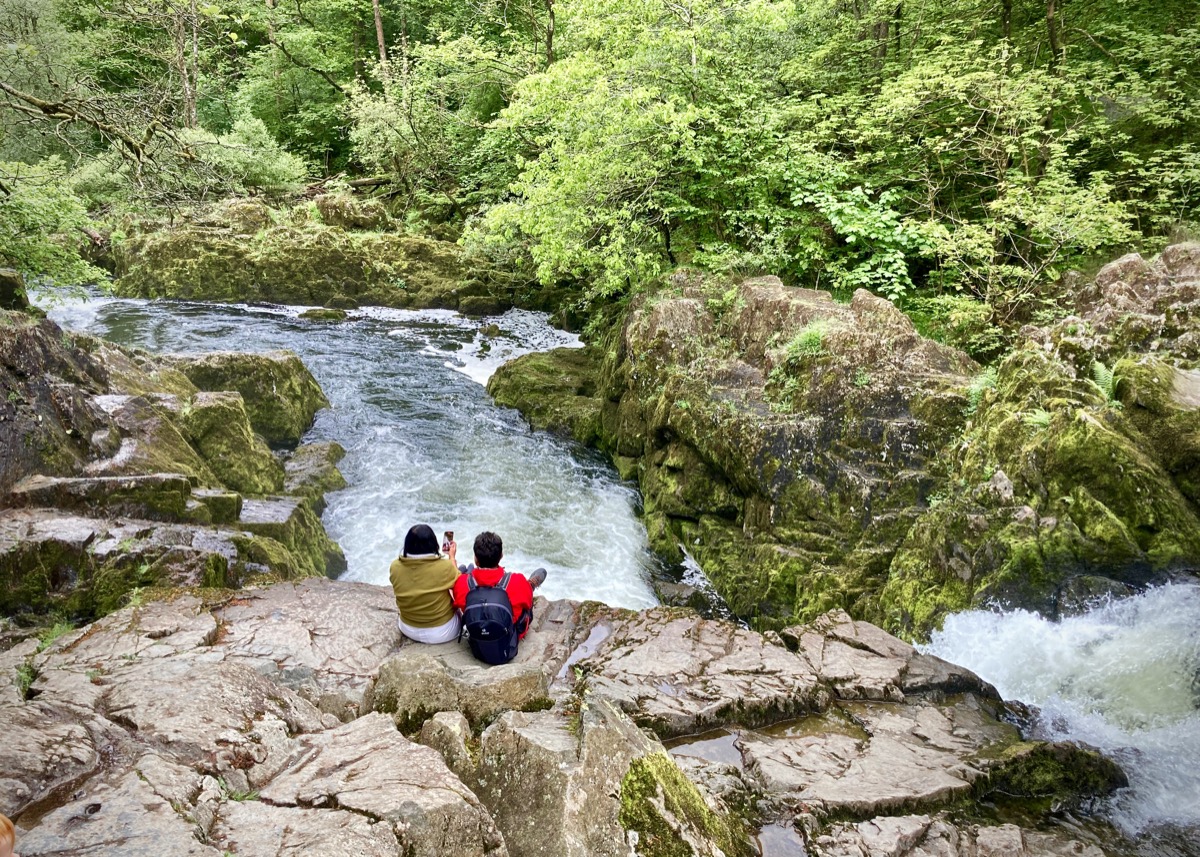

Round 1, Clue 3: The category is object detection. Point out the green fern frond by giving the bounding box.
[1022,408,1053,429]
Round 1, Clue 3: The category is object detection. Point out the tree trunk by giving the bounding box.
[545,0,555,66]
[372,0,387,63]
[1045,0,1061,69]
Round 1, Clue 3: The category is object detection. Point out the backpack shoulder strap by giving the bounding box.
[498,571,512,590]
[467,573,478,591]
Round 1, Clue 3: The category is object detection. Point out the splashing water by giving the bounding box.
[48,297,659,609]
[923,583,1200,840]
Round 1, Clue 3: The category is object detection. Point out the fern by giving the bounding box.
[965,367,999,416]
[1022,408,1053,428]
[1091,361,1123,409]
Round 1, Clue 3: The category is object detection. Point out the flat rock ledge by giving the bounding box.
[2,580,1126,857]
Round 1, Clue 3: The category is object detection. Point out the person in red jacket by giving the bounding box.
[452,531,546,640]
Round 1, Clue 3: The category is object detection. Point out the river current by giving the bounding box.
[48,297,659,609]
[48,297,1200,856]
[925,583,1200,854]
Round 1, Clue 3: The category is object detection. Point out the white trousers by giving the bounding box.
[398,614,460,644]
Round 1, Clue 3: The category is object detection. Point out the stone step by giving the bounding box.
[4,473,194,521]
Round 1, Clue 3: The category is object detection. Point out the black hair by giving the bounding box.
[473,531,503,568]
[402,524,440,557]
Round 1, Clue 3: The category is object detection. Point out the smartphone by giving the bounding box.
[442,531,454,553]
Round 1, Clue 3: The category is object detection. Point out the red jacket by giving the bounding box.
[452,566,535,639]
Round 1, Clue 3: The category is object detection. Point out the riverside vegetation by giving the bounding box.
[2,0,1199,854]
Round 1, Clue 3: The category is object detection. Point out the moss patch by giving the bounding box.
[618,752,752,857]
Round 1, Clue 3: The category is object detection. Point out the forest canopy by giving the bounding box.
[2,0,1197,332]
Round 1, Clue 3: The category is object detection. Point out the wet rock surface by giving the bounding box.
[2,579,1123,856]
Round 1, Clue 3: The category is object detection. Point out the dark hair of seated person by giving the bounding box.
[473,531,503,568]
[403,524,440,557]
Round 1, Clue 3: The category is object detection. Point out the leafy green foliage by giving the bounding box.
[965,367,999,417]
[784,322,828,361]
[0,159,105,290]
[36,619,75,653]
[2,0,1197,314]
[1023,408,1053,429]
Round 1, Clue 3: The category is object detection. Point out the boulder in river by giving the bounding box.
[490,255,1200,638]
[166,350,329,448]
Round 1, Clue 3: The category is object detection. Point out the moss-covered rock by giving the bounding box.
[237,497,346,578]
[166,350,328,447]
[487,346,604,445]
[619,753,753,857]
[298,308,348,322]
[313,193,387,230]
[490,274,976,632]
[880,345,1200,638]
[111,210,506,311]
[980,741,1128,806]
[282,441,347,514]
[179,392,284,494]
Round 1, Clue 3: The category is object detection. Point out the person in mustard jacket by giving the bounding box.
[389,524,461,644]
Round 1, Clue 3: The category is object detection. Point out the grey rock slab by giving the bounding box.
[4,472,194,520]
[0,701,106,818]
[475,696,662,857]
[16,770,221,857]
[212,800,402,856]
[810,815,1107,857]
[104,659,324,763]
[740,698,1016,817]
[215,578,400,718]
[370,598,587,729]
[581,608,825,737]
[257,712,507,857]
[418,711,475,784]
[782,610,996,702]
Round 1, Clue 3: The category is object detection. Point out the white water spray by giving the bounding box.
[923,583,1200,838]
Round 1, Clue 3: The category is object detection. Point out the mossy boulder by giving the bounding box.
[236,497,346,578]
[112,213,503,311]
[0,312,113,491]
[492,274,976,631]
[619,753,753,857]
[487,346,604,445]
[282,441,347,514]
[880,345,1200,637]
[313,193,388,230]
[178,391,285,494]
[166,350,328,447]
[0,268,31,311]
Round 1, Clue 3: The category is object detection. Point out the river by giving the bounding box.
[48,297,659,609]
[925,582,1200,856]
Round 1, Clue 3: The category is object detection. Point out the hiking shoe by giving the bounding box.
[528,567,548,590]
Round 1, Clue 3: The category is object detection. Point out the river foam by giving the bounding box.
[923,583,1200,839]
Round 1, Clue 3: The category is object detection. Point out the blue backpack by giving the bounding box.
[461,571,519,665]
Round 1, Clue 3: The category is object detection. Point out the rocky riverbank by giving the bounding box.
[0,279,1134,856]
[489,246,1200,638]
[0,303,344,620]
[1,577,1125,857]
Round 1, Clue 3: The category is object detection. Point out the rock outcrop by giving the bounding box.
[110,199,512,313]
[0,311,344,619]
[1,581,1123,856]
[490,254,1200,637]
